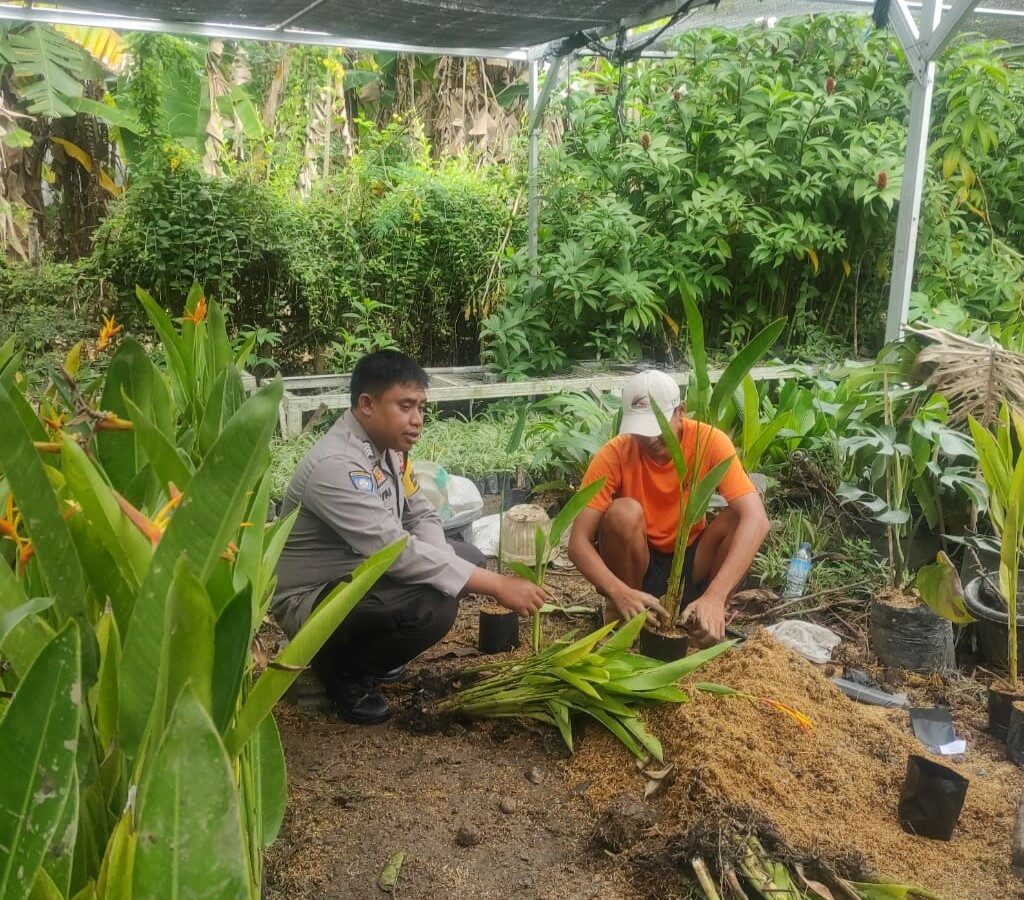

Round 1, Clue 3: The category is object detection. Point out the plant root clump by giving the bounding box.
[568,631,1023,899]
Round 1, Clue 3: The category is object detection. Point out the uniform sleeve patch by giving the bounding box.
[349,471,375,493]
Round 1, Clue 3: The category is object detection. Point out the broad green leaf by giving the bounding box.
[90,611,120,751]
[681,456,734,534]
[913,552,974,624]
[845,881,941,900]
[505,560,539,583]
[0,385,95,682]
[96,338,161,494]
[61,434,150,588]
[255,714,287,848]
[119,380,282,760]
[601,611,647,652]
[197,366,246,456]
[165,560,216,716]
[621,715,664,761]
[123,396,192,492]
[64,513,135,632]
[135,287,190,410]
[28,867,64,900]
[0,595,54,648]
[576,704,646,760]
[551,666,602,699]
[708,317,786,426]
[653,400,689,484]
[41,768,78,896]
[93,812,134,900]
[0,624,82,900]
[227,537,406,755]
[614,639,737,691]
[681,293,710,415]
[233,473,272,595]
[549,477,606,547]
[211,584,252,734]
[547,620,618,667]
[548,701,574,751]
[132,689,249,900]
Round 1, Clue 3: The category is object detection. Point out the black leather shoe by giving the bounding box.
[376,664,408,685]
[327,673,390,724]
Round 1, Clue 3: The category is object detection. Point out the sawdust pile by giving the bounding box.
[569,631,1022,900]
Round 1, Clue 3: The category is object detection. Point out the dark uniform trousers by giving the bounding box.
[311,539,485,682]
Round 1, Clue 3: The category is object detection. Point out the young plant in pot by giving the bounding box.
[503,477,607,653]
[838,388,966,673]
[965,407,1024,740]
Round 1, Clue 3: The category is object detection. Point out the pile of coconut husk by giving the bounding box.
[568,631,1022,899]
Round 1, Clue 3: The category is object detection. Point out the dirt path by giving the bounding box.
[264,584,666,900]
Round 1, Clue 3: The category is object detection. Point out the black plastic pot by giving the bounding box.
[478,609,519,654]
[988,685,1024,741]
[964,573,1024,670]
[638,627,689,662]
[898,755,969,841]
[869,596,955,673]
[1006,701,1024,767]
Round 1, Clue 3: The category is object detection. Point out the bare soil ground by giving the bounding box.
[264,570,1024,900]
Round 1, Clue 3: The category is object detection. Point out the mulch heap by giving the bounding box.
[568,631,1023,900]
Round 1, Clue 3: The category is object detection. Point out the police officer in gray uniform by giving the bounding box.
[273,350,546,724]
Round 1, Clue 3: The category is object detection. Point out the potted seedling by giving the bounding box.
[504,477,607,653]
[839,378,961,672]
[479,408,531,654]
[964,407,1024,740]
[642,401,733,660]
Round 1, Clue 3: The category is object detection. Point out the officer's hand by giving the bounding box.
[495,576,547,616]
[610,586,670,626]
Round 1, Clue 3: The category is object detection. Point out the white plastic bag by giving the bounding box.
[469,513,502,558]
[766,620,841,664]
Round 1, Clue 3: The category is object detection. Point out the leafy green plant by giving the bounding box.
[437,612,736,760]
[0,290,402,899]
[325,297,399,372]
[651,401,732,623]
[505,478,606,651]
[969,406,1024,690]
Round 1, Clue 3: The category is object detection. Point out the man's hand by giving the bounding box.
[610,586,670,626]
[680,593,727,647]
[494,575,547,616]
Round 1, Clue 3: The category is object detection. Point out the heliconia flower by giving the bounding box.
[876,171,888,190]
[825,75,836,94]
[760,697,814,732]
[640,132,651,149]
[97,314,123,351]
[184,295,208,325]
[95,412,135,432]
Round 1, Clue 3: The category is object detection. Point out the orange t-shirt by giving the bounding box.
[581,420,756,553]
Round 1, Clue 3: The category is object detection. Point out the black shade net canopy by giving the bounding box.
[0,0,723,57]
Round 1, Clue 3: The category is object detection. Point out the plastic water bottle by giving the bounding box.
[782,542,813,599]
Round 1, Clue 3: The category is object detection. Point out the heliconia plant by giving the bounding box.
[0,287,401,900]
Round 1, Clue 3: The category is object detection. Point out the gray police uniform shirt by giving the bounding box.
[271,410,476,637]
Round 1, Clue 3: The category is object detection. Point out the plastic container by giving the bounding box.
[898,755,969,841]
[964,573,1024,669]
[782,543,813,600]
[478,608,519,654]
[869,595,955,673]
[1006,701,1024,767]
[638,628,689,662]
[499,504,551,566]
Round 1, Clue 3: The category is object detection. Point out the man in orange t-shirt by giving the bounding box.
[568,370,770,646]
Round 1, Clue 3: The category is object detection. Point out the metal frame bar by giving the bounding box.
[527,59,540,264]
[928,0,982,57]
[889,0,928,82]
[884,0,984,342]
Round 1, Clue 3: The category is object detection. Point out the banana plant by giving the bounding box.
[438,612,736,760]
[504,477,606,652]
[0,289,402,899]
[969,405,1024,690]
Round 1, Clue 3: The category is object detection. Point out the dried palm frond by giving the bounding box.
[908,326,1024,428]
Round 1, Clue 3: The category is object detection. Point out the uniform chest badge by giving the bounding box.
[349,471,375,493]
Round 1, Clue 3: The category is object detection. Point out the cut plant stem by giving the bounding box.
[692,856,722,900]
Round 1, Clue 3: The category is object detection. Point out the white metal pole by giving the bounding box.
[885,0,942,344]
[527,59,540,269]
